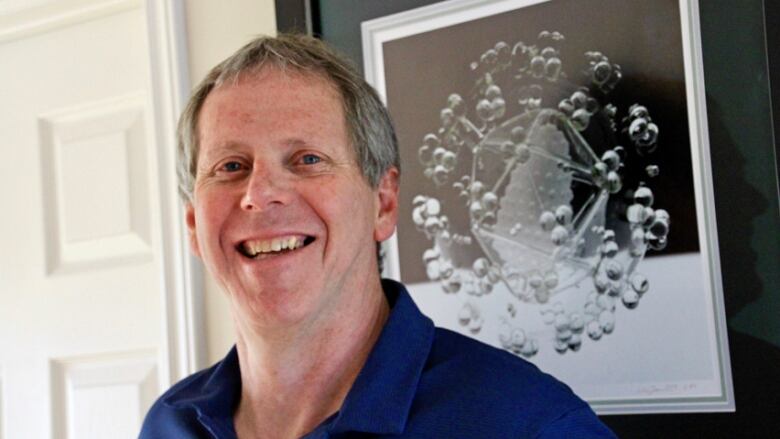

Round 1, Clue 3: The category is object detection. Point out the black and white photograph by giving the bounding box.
[363,0,733,413]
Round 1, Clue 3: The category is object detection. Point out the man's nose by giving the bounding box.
[240,165,291,211]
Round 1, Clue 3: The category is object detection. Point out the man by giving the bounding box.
[141,34,615,438]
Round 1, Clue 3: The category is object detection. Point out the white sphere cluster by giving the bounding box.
[541,303,586,353]
[458,302,484,334]
[624,104,659,154]
[499,322,540,357]
[626,186,670,253]
[584,51,623,93]
[558,89,598,131]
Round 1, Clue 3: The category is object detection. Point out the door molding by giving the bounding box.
[0,0,141,43]
[144,0,206,387]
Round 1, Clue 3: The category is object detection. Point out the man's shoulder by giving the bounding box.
[428,327,576,397]
[139,370,210,437]
[139,357,234,438]
[153,361,219,407]
[409,327,614,437]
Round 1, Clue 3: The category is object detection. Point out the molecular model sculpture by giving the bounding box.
[412,31,671,357]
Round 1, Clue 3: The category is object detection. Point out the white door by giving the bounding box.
[0,1,197,438]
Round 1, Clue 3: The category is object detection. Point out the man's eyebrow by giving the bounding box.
[199,139,321,163]
[281,138,315,149]
[197,142,247,165]
[201,141,246,155]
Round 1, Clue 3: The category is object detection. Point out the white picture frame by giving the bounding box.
[363,0,733,414]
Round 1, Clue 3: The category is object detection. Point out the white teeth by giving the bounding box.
[243,235,308,256]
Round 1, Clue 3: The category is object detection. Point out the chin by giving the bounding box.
[231,283,319,330]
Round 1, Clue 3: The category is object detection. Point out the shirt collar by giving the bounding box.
[329,279,435,435]
[161,279,434,437]
[162,346,241,436]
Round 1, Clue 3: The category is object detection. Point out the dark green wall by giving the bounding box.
[702,0,780,347]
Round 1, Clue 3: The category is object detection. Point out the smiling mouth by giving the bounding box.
[237,235,315,258]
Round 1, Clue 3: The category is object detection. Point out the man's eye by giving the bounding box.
[221,161,243,172]
[301,154,321,165]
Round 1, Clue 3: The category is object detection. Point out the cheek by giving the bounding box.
[338,187,378,236]
[307,184,363,234]
[195,201,227,248]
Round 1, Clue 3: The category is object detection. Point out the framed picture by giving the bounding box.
[363,0,733,414]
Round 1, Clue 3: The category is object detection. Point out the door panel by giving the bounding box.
[0,2,164,438]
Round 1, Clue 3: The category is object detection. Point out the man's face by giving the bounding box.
[186,68,398,329]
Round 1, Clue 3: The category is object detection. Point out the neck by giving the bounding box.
[231,277,389,439]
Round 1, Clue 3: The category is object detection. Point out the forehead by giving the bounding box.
[196,67,354,156]
[201,68,343,123]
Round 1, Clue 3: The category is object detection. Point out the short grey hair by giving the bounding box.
[177,33,399,201]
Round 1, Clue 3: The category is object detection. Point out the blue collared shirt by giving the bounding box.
[140,280,615,438]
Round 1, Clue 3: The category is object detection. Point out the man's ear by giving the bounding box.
[374,167,400,242]
[185,202,202,258]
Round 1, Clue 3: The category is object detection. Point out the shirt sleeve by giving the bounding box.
[534,405,618,439]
